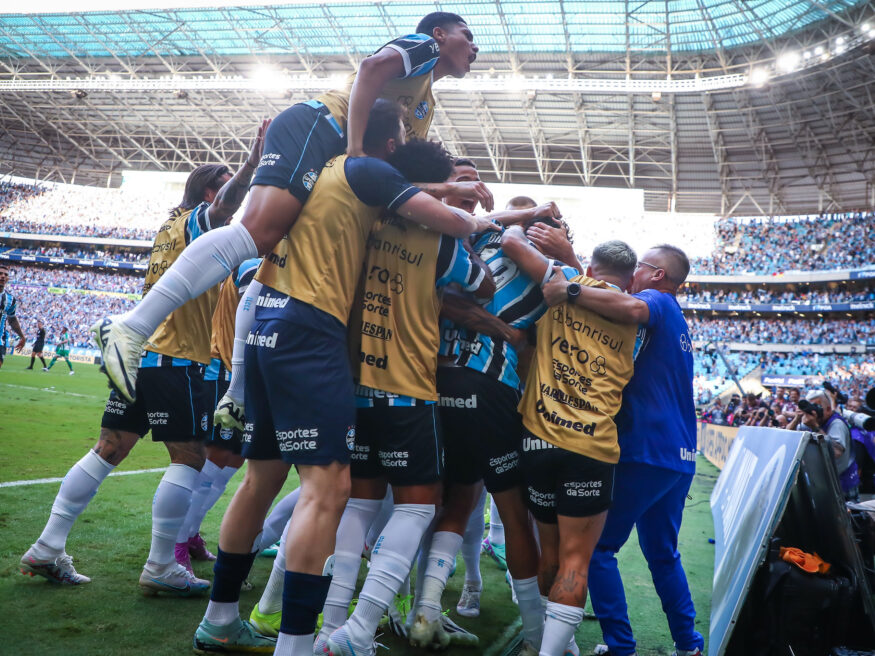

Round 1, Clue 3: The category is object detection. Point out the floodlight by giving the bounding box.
[803,51,812,59]
[777,52,800,72]
[749,68,770,87]
[250,64,283,90]
[814,45,825,55]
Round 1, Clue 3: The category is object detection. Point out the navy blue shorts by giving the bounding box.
[101,364,211,443]
[437,367,524,494]
[204,363,243,454]
[252,100,346,204]
[242,298,355,466]
[520,430,615,523]
[351,404,444,486]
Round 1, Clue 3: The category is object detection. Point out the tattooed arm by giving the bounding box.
[206,119,270,227]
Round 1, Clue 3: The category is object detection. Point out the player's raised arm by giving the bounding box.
[346,49,408,158]
[500,225,553,285]
[206,119,270,227]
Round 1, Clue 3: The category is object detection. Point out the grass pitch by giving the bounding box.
[0,356,717,655]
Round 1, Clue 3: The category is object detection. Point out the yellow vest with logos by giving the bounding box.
[351,216,442,401]
[518,276,637,463]
[142,208,219,364]
[255,155,382,326]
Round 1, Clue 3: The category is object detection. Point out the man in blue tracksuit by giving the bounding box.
[559,244,703,656]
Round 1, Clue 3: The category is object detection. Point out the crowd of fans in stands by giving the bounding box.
[0,246,148,263]
[12,265,142,294]
[691,211,875,274]
[11,286,136,350]
[679,285,875,304]
[688,316,875,345]
[0,181,174,241]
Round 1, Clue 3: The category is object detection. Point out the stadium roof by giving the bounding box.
[1,1,875,215]
[0,0,866,57]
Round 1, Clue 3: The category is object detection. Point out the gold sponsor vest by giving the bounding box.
[519,276,637,463]
[350,216,442,401]
[210,272,240,371]
[255,155,382,326]
[317,72,435,141]
[142,208,219,364]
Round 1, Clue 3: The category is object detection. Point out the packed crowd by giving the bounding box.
[0,181,176,241]
[691,211,875,275]
[694,351,875,405]
[12,265,142,294]
[688,316,875,345]
[679,284,875,304]
[0,246,148,263]
[11,285,136,349]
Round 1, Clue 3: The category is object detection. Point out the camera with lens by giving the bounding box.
[840,385,875,432]
[797,399,824,423]
[823,381,849,405]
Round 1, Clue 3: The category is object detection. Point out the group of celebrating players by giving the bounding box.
[16,12,704,656]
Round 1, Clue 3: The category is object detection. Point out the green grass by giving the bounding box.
[0,356,717,655]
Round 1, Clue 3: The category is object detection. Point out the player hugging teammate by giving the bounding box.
[18,10,703,656]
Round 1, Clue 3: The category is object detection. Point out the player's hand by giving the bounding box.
[14,336,25,352]
[246,119,271,169]
[448,181,494,212]
[526,223,573,262]
[532,201,561,220]
[472,215,500,234]
[503,326,527,349]
[214,393,246,432]
[541,266,570,306]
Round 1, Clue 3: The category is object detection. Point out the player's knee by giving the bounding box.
[166,441,206,470]
[94,429,135,466]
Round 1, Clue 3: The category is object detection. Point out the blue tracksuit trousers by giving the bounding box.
[588,461,704,655]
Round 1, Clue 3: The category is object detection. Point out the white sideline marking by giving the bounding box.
[483,617,522,656]
[0,382,102,400]
[0,467,166,488]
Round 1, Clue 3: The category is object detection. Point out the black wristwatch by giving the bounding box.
[566,282,581,301]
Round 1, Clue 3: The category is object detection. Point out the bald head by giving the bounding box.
[506,195,536,210]
[630,244,689,294]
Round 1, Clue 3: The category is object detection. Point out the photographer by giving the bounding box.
[789,390,859,500]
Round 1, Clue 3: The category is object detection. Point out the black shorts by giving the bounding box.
[204,364,243,455]
[101,364,212,443]
[520,430,614,523]
[252,100,346,204]
[242,298,356,466]
[32,340,45,353]
[0,344,5,362]
[352,404,443,486]
[437,367,523,494]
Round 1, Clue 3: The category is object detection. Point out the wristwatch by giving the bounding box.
[566,282,581,301]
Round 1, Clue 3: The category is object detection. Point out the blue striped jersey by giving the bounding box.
[357,234,486,408]
[0,289,16,345]
[380,34,440,78]
[439,228,579,389]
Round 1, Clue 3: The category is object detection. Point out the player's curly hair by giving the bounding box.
[387,138,455,184]
[175,164,230,214]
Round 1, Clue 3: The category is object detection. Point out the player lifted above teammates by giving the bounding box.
[191,100,494,655]
[92,12,492,407]
[20,123,266,592]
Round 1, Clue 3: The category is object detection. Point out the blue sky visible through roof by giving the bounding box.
[0,0,865,59]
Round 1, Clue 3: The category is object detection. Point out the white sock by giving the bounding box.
[410,521,436,623]
[205,600,240,626]
[147,464,199,566]
[37,450,115,553]
[320,498,382,636]
[226,279,262,402]
[462,488,487,585]
[365,488,394,550]
[540,602,584,656]
[259,488,300,550]
[347,504,436,642]
[416,530,464,622]
[197,464,239,524]
[513,576,545,647]
[176,459,221,542]
[274,632,314,656]
[124,222,257,338]
[488,497,505,545]
[258,521,291,615]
